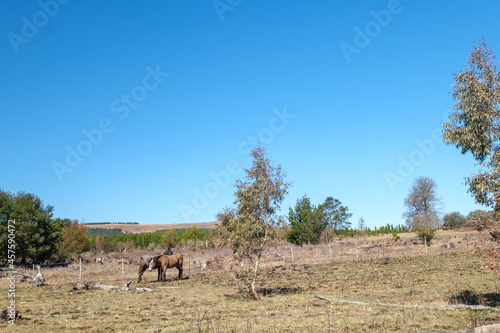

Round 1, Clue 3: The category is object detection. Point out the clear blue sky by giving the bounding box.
[1,1,499,228]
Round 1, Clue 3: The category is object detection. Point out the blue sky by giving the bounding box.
[1,0,499,228]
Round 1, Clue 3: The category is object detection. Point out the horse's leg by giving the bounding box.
[161,266,167,282]
[137,263,146,283]
[178,266,183,280]
[157,267,161,281]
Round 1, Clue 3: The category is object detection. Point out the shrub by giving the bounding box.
[416,228,436,245]
[443,212,467,229]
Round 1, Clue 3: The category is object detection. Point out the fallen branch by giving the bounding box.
[312,295,500,311]
[93,281,153,292]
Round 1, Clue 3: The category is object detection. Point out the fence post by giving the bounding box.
[424,237,428,254]
[355,238,359,261]
[328,243,332,259]
[79,258,82,282]
[122,258,124,278]
[290,246,294,263]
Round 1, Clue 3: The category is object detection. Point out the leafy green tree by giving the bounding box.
[4,191,62,264]
[161,229,181,248]
[288,195,325,245]
[215,147,291,300]
[59,220,91,258]
[443,39,500,216]
[403,177,442,231]
[442,212,467,229]
[319,197,352,232]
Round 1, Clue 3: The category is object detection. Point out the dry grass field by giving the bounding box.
[2,230,500,332]
[83,222,218,234]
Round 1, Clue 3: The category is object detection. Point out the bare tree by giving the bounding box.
[403,177,442,231]
[358,217,366,232]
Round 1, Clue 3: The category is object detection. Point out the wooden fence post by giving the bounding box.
[291,247,294,263]
[79,258,82,282]
[355,238,359,261]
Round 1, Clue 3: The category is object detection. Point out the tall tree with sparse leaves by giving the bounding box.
[215,147,291,300]
[443,39,500,276]
[443,39,500,216]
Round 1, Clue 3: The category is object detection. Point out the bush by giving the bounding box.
[416,228,436,245]
[59,220,91,258]
[161,229,181,248]
[443,212,467,229]
[286,228,301,245]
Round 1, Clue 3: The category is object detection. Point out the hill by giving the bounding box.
[82,222,218,234]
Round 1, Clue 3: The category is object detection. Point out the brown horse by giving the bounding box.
[148,252,183,281]
[137,248,173,283]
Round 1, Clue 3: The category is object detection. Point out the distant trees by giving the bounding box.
[466,210,491,222]
[95,235,115,253]
[287,195,352,245]
[215,147,291,300]
[443,39,500,217]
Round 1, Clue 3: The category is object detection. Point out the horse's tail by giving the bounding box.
[138,262,147,274]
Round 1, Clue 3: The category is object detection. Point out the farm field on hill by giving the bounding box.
[83,222,218,234]
[2,230,500,332]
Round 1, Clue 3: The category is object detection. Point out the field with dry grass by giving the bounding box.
[2,230,500,332]
[83,222,218,234]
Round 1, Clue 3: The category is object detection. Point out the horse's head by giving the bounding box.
[147,258,156,271]
[163,248,173,256]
